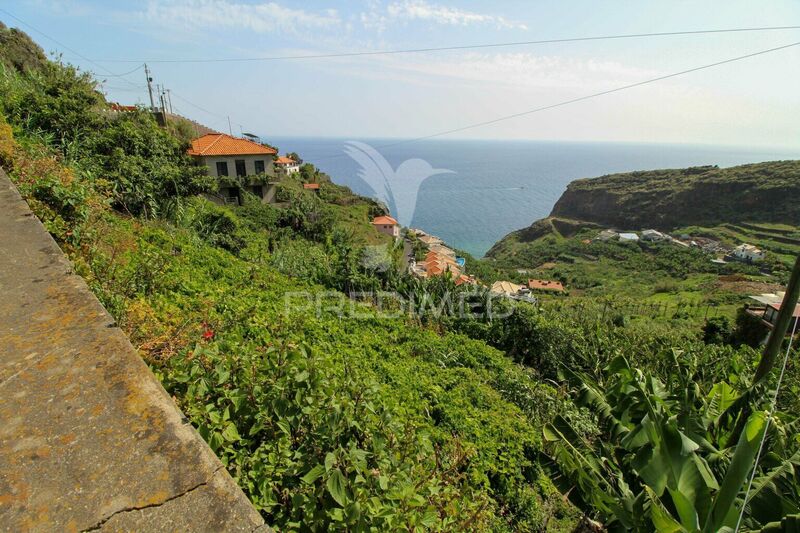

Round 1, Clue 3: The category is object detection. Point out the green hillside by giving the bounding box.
[4,23,800,533]
[550,161,800,230]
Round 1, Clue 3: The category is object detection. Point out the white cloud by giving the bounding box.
[352,52,664,92]
[384,0,527,30]
[143,0,341,34]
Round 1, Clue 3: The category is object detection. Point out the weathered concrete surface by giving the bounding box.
[0,169,266,532]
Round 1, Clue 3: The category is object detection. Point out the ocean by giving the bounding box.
[269,137,800,257]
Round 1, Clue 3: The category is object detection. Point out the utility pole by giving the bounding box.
[227,116,233,136]
[157,84,168,125]
[753,254,800,383]
[144,64,156,111]
[165,89,174,114]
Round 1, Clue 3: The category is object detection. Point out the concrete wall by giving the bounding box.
[0,169,268,532]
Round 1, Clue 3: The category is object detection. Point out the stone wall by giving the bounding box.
[0,169,267,532]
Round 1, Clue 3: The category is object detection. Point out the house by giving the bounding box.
[418,234,443,246]
[188,133,278,205]
[619,232,639,243]
[490,281,524,297]
[760,302,800,336]
[528,279,565,293]
[372,215,400,238]
[429,243,456,258]
[455,274,476,286]
[641,229,667,242]
[275,156,301,175]
[733,244,766,263]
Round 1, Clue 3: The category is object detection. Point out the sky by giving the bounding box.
[2,0,799,148]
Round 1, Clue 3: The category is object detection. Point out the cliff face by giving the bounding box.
[549,161,800,230]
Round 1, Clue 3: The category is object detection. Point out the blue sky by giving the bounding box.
[3,0,800,148]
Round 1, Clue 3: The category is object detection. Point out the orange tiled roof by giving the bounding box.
[426,251,457,266]
[372,216,398,226]
[187,133,277,157]
[528,279,565,292]
[455,274,475,286]
[303,183,320,189]
[275,156,297,165]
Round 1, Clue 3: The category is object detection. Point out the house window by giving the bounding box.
[254,160,265,174]
[235,159,246,177]
[216,161,229,176]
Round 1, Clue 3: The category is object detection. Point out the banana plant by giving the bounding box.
[543,354,800,532]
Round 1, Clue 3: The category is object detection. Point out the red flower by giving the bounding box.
[202,325,214,340]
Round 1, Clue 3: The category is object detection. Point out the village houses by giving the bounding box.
[188,133,278,205]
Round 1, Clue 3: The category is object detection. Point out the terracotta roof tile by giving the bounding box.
[187,133,277,157]
[372,216,398,226]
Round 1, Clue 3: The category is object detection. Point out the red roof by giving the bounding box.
[303,183,320,190]
[187,133,277,156]
[455,274,475,286]
[372,216,398,226]
[767,302,800,318]
[528,279,565,292]
[275,156,297,165]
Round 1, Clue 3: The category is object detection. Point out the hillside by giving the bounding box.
[484,162,800,326]
[549,161,800,230]
[4,22,800,533]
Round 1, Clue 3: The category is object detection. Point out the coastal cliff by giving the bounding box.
[548,160,800,230]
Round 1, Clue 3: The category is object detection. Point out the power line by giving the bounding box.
[0,7,143,90]
[101,63,145,77]
[86,26,800,64]
[373,40,800,149]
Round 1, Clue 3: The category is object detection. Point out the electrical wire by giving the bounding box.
[308,40,800,159]
[85,26,800,64]
[0,7,143,90]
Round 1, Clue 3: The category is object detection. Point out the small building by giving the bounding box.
[429,243,456,258]
[275,156,300,175]
[762,302,800,335]
[490,281,524,297]
[188,133,278,205]
[733,244,766,263]
[528,279,565,293]
[372,215,400,238]
[641,229,666,242]
[418,234,443,246]
[303,183,320,192]
[619,232,639,243]
[455,274,476,286]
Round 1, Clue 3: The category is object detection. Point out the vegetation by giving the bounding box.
[550,162,800,229]
[3,24,800,532]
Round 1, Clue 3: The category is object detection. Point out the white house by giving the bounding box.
[733,244,766,263]
[188,133,278,204]
[275,156,300,175]
[619,232,640,243]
